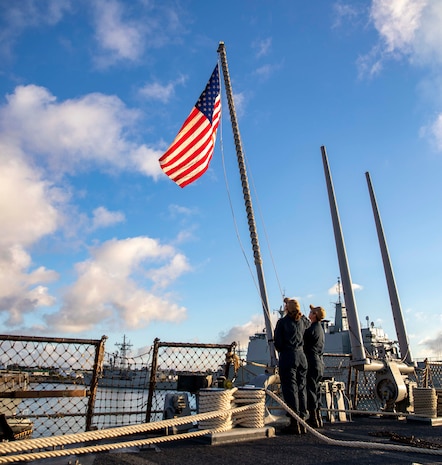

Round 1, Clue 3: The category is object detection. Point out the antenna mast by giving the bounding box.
[365,172,413,365]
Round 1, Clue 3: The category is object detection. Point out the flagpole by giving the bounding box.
[217,42,278,369]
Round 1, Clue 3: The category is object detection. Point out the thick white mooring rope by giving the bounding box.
[233,387,266,428]
[264,389,442,457]
[0,388,440,463]
[0,404,257,463]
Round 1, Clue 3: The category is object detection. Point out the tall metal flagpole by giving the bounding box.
[217,42,278,369]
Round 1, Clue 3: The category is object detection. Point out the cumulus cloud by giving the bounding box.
[0,142,60,325]
[218,313,279,351]
[418,330,442,359]
[47,237,189,333]
[371,0,426,55]
[0,81,185,333]
[0,144,59,247]
[0,84,164,179]
[356,0,442,77]
[0,244,58,325]
[363,0,442,151]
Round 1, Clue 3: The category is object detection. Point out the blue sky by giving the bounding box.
[0,0,441,361]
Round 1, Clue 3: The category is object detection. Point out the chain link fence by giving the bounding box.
[0,335,237,438]
[0,334,105,439]
[146,339,237,423]
[1,333,441,440]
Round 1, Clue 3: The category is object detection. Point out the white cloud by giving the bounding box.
[419,111,442,151]
[0,84,163,179]
[365,1,442,150]
[91,0,186,67]
[0,0,72,59]
[0,244,58,325]
[139,75,187,103]
[93,0,146,65]
[0,144,59,247]
[327,281,363,295]
[139,82,175,103]
[370,0,427,54]
[47,237,188,333]
[417,330,442,359]
[358,0,442,77]
[91,206,125,230]
[218,313,279,350]
[0,139,62,327]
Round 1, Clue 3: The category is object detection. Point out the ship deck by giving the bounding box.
[25,415,441,465]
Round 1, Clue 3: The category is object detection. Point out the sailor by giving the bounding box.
[274,297,310,434]
[304,304,326,428]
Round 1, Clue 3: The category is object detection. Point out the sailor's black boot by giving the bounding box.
[280,417,301,435]
[306,410,319,428]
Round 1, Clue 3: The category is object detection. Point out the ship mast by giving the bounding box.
[321,146,382,370]
[365,172,413,365]
[217,42,277,369]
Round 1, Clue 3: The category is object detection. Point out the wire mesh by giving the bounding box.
[2,333,440,440]
[0,334,105,438]
[146,339,236,423]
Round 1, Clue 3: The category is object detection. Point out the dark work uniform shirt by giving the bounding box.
[304,321,325,361]
[274,314,310,353]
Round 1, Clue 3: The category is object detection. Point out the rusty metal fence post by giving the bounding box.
[85,335,107,431]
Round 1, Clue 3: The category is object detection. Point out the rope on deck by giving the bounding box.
[264,388,442,457]
[0,403,257,463]
[233,387,266,428]
[0,388,440,463]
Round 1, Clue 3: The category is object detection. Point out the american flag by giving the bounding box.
[159,65,221,188]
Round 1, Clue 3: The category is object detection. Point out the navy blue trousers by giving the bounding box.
[278,350,308,418]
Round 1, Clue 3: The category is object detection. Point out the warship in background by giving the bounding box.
[322,279,400,361]
[83,335,149,389]
[233,284,401,388]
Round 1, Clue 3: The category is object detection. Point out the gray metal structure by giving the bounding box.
[365,171,413,365]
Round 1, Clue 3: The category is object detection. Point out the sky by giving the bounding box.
[0,0,441,362]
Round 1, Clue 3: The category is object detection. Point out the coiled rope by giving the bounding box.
[233,387,266,428]
[198,388,237,430]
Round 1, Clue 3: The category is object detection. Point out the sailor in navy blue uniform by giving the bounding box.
[304,304,326,428]
[274,297,310,434]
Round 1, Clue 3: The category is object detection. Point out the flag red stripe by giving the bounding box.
[160,96,220,171]
[160,112,209,170]
[160,98,220,186]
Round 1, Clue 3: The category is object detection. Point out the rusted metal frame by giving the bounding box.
[85,335,107,431]
[0,334,103,344]
[156,341,233,349]
[0,389,87,398]
[145,338,160,423]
